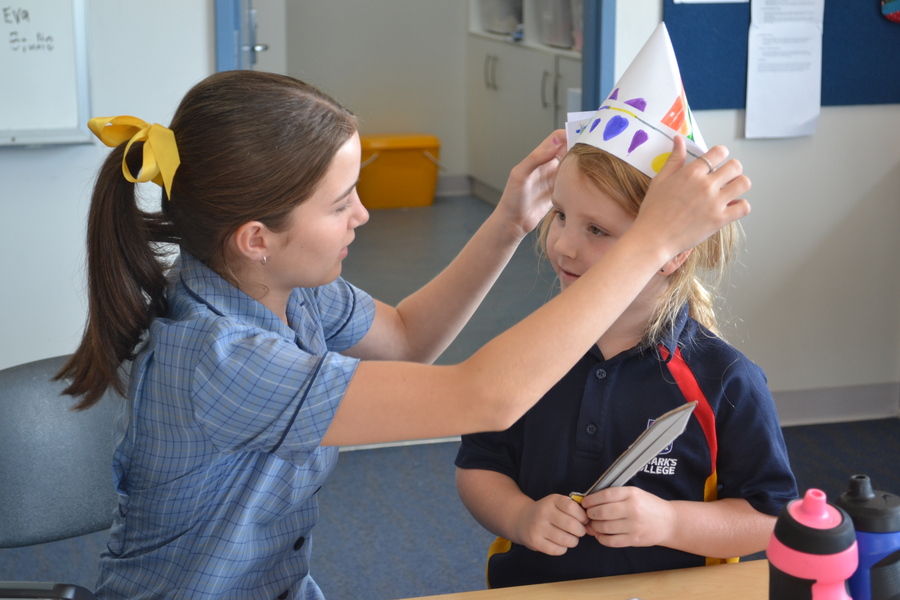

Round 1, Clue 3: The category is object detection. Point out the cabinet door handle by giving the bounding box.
[541,70,550,108]
[484,54,492,90]
[490,55,499,90]
[555,72,562,111]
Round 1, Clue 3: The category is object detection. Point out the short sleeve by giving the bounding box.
[456,426,521,482]
[708,355,798,516]
[189,327,357,462]
[306,278,375,352]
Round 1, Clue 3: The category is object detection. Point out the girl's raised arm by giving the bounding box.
[344,131,564,365]
[323,137,750,446]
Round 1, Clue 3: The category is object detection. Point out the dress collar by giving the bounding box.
[175,251,299,340]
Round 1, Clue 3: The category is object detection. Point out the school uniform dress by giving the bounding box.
[94,252,375,600]
[455,305,798,589]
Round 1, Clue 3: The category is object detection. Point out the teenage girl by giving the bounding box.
[455,143,796,588]
[59,70,750,599]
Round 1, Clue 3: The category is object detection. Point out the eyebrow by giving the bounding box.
[333,180,359,204]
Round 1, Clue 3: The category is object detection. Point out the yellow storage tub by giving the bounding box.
[358,134,440,209]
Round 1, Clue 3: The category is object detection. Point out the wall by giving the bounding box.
[283,1,469,189]
[0,0,214,371]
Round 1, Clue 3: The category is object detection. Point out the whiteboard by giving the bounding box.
[0,0,91,145]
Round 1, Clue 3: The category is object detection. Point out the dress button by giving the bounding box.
[277,590,289,599]
[595,368,607,380]
[293,536,306,551]
[585,424,597,435]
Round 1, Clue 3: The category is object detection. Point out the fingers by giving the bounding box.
[655,134,687,180]
[701,149,752,222]
[523,129,566,169]
[521,495,589,555]
[506,129,562,173]
[580,485,629,508]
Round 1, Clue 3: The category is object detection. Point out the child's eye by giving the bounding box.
[588,225,607,236]
[554,209,566,222]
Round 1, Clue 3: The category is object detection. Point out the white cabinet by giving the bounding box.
[555,54,582,127]
[466,1,581,200]
[467,36,557,195]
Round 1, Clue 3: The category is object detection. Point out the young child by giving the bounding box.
[58,67,749,599]
[455,24,797,589]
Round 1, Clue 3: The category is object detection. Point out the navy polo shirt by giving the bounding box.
[456,306,797,588]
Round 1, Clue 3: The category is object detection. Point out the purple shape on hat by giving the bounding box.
[589,117,602,132]
[603,115,629,141]
[624,97,647,112]
[609,88,620,100]
[628,129,649,154]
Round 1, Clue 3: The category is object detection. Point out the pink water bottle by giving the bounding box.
[766,488,859,600]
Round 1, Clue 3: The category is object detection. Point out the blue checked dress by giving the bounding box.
[94,252,375,600]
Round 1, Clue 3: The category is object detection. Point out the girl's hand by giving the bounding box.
[581,486,676,549]
[632,136,751,260]
[513,493,589,556]
[495,130,566,239]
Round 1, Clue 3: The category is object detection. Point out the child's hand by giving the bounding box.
[581,486,677,549]
[513,493,590,556]
[495,130,566,239]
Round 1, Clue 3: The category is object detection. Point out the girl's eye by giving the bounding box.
[554,209,565,222]
[588,225,607,236]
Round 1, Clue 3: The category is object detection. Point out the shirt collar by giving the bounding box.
[657,304,691,360]
[587,303,691,364]
[175,251,299,340]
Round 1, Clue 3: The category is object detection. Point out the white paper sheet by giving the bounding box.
[745,0,824,138]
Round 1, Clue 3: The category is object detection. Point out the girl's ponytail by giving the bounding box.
[57,143,176,409]
[59,71,358,409]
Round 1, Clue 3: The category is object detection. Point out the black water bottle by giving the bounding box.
[836,474,900,600]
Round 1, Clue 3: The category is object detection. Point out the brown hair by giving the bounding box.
[539,143,742,346]
[57,71,358,409]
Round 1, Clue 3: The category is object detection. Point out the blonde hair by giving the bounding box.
[538,143,742,346]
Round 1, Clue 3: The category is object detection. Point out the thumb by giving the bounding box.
[528,129,566,166]
[655,135,687,181]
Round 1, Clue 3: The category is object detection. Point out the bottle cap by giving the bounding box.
[836,474,900,533]
[774,489,856,555]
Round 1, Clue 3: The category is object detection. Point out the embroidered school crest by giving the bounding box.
[640,417,680,476]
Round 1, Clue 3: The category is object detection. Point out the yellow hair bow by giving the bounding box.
[88,115,181,199]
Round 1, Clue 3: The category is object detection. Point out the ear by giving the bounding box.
[659,248,693,276]
[229,221,274,263]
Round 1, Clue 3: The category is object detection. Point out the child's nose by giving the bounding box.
[553,228,577,259]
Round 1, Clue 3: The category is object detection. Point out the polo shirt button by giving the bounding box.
[595,368,607,380]
[277,590,290,599]
[585,423,597,435]
[293,536,305,551]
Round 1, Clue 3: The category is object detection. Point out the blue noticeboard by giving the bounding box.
[663,0,900,110]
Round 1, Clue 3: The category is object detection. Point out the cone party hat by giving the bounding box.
[566,23,707,178]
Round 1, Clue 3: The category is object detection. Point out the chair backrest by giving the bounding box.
[0,355,119,548]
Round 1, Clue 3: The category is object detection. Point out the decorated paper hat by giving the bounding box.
[566,23,706,178]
